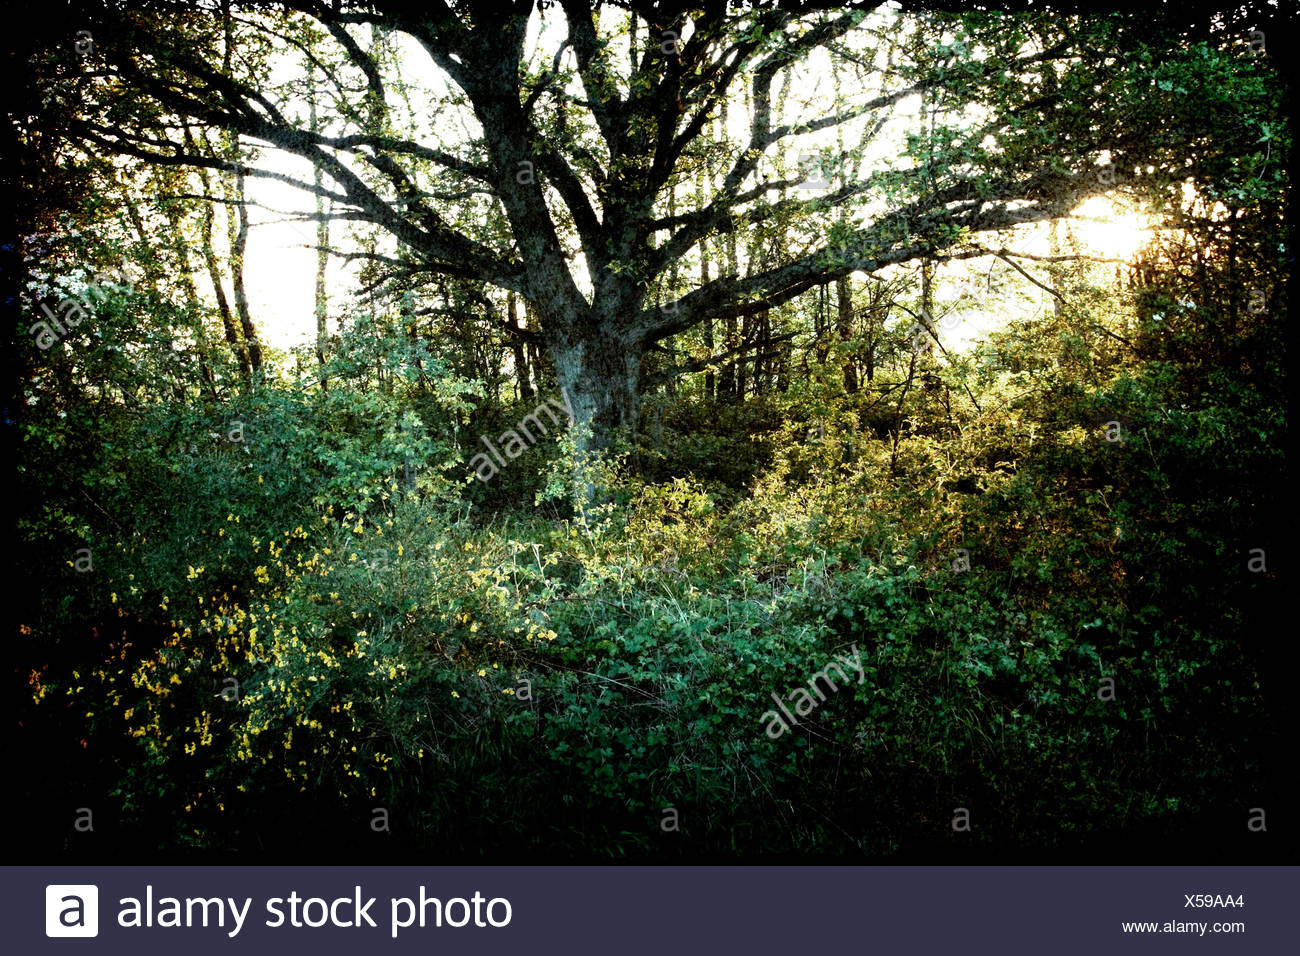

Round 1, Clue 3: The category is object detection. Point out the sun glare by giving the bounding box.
[1068,196,1156,262]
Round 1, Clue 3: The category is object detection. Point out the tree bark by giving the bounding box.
[157,195,219,401]
[508,293,533,401]
[838,274,857,393]
[196,168,250,386]
[548,327,642,452]
[226,169,262,378]
[699,245,714,400]
[308,68,330,391]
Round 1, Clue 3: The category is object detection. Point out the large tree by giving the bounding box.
[60,0,1265,455]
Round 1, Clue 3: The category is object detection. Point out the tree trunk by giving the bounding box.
[508,293,533,401]
[832,57,856,395]
[837,274,857,393]
[226,169,263,378]
[717,97,738,402]
[736,313,748,400]
[548,330,643,464]
[687,164,714,403]
[196,169,250,385]
[309,70,330,391]
[1048,218,1065,319]
[157,197,219,402]
[865,308,877,384]
[890,348,918,475]
[699,249,715,400]
[815,283,829,365]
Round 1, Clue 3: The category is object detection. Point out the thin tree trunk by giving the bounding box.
[701,271,715,401]
[508,292,533,400]
[718,96,737,401]
[918,65,936,356]
[315,205,330,389]
[838,274,857,393]
[864,283,882,384]
[156,195,218,401]
[921,258,934,340]
[195,165,250,385]
[226,169,262,378]
[1048,218,1065,319]
[119,191,186,402]
[815,284,830,365]
[831,51,857,395]
[309,71,331,391]
[890,349,918,475]
[214,3,257,384]
[697,230,715,400]
[736,313,748,399]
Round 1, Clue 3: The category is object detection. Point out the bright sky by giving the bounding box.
[242,167,356,352]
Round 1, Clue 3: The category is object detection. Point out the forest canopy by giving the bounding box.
[7,0,1290,861]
